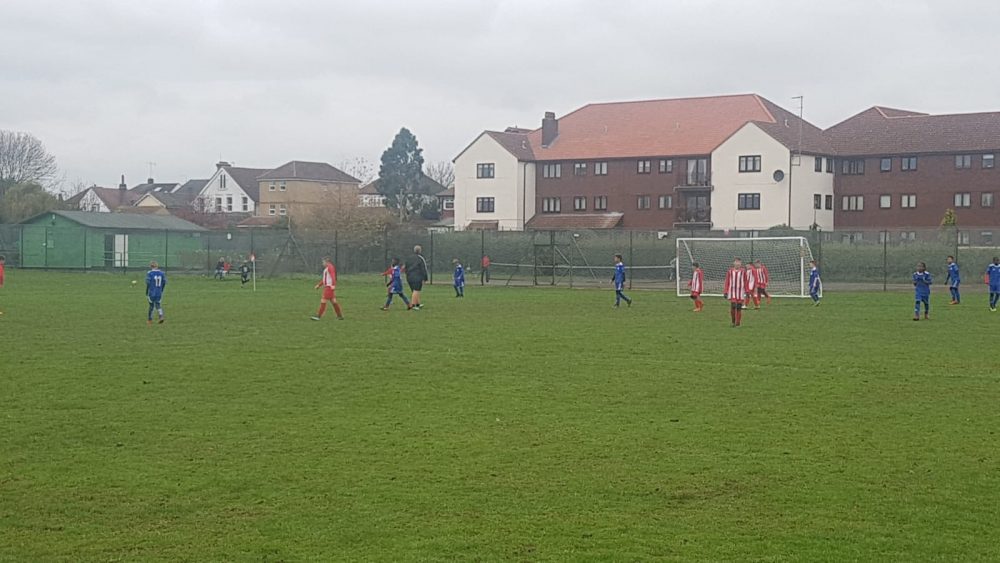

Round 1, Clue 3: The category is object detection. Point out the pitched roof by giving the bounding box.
[136,191,192,209]
[486,130,535,160]
[258,161,360,184]
[754,97,835,155]
[131,181,180,196]
[359,173,448,195]
[526,213,624,230]
[236,216,283,228]
[71,186,142,209]
[171,179,209,202]
[23,210,206,231]
[826,106,1000,156]
[223,167,269,201]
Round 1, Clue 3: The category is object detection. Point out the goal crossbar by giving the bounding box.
[675,236,814,298]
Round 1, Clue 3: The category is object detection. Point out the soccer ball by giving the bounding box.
[131,280,137,286]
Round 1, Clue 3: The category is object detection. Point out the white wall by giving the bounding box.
[77,189,110,212]
[454,134,531,231]
[711,123,833,231]
[199,168,255,214]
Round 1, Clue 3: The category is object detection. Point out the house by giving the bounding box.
[19,210,205,269]
[828,106,1000,244]
[195,162,268,214]
[256,160,360,219]
[357,173,449,215]
[453,94,835,232]
[67,176,139,212]
[134,179,209,211]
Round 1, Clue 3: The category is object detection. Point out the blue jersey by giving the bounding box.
[913,271,932,298]
[809,267,821,293]
[947,263,960,286]
[146,269,166,300]
[613,262,626,290]
[388,265,403,292]
[987,263,1000,288]
[454,264,465,286]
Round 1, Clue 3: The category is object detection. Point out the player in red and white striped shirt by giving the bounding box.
[687,262,704,312]
[744,263,760,309]
[754,260,771,306]
[311,257,343,321]
[724,258,747,327]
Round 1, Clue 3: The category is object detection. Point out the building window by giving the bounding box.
[880,158,892,172]
[825,195,833,210]
[476,163,495,179]
[658,195,673,209]
[659,159,673,173]
[242,197,249,211]
[842,159,865,175]
[814,194,822,209]
[279,181,286,191]
[573,196,587,211]
[637,195,651,209]
[737,193,761,210]
[637,160,651,174]
[842,195,864,211]
[982,231,994,244]
[738,155,762,173]
[901,156,918,171]
[226,196,233,211]
[594,162,608,176]
[573,162,587,176]
[220,175,227,190]
[476,197,495,213]
[879,231,890,244]
[982,193,994,208]
[879,195,892,208]
[826,158,834,173]
[542,197,561,213]
[814,157,823,172]
[901,194,917,208]
[958,231,970,246]
[278,204,287,216]
[594,195,608,211]
[543,163,562,178]
[955,154,973,169]
[268,204,276,216]
[901,231,916,242]
[442,198,455,211]
[984,154,995,169]
[842,233,864,243]
[954,193,972,208]
[215,197,223,210]
[268,182,276,192]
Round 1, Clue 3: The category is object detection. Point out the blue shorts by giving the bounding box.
[990,285,1000,293]
[148,295,162,306]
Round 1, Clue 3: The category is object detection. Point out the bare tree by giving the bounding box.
[0,130,59,193]
[340,156,377,185]
[424,160,455,189]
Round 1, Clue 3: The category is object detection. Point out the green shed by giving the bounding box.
[19,211,206,270]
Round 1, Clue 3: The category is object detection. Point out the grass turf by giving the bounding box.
[1,271,999,561]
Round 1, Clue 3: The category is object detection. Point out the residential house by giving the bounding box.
[196,162,267,214]
[357,173,450,216]
[257,160,361,219]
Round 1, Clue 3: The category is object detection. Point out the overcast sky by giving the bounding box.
[2,0,999,191]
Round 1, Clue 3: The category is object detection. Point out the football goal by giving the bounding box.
[675,237,816,298]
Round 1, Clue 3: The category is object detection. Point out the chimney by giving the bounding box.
[541,111,558,147]
[119,174,127,191]
[216,161,231,170]
[147,177,155,185]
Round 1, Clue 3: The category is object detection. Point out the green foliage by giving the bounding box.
[941,208,958,227]
[377,127,429,222]
[0,181,67,223]
[3,273,1000,560]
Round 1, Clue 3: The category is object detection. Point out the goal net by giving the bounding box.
[675,237,815,298]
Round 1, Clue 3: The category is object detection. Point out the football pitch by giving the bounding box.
[2,271,999,561]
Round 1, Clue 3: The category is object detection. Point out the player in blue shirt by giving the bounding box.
[808,260,822,306]
[145,261,167,325]
[912,261,932,321]
[987,256,1000,312]
[945,255,960,304]
[452,259,465,298]
[612,254,632,308]
[381,258,411,311]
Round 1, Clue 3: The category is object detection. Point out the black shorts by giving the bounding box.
[407,278,423,292]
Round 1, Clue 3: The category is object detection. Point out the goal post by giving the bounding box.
[675,237,815,298]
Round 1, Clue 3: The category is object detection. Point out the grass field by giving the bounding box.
[2,270,999,562]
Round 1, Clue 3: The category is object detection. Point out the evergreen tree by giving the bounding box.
[377,128,428,222]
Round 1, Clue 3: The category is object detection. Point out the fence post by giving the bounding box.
[429,230,435,284]
[334,230,339,273]
[628,231,634,290]
[383,228,389,270]
[882,230,888,292]
[164,229,169,270]
[480,230,485,285]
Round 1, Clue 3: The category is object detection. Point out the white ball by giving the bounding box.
[131,280,137,285]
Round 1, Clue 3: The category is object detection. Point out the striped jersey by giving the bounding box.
[724,267,746,301]
[689,268,704,294]
[756,264,769,287]
[320,264,336,289]
[744,267,757,291]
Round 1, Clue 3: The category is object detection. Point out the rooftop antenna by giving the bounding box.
[787,95,804,227]
[146,161,157,180]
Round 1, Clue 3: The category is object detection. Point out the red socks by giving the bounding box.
[317,302,327,317]
[333,303,343,318]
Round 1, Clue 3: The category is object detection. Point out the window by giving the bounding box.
[637,195,651,209]
[541,197,561,212]
[982,231,994,244]
[826,158,834,173]
[542,163,561,178]
[901,231,916,242]
[814,194,822,209]
[659,159,673,173]
[268,204,276,216]
[476,197,495,213]
[637,160,651,174]
[573,162,587,176]
[954,193,972,208]
[901,156,918,171]
[278,204,287,216]
[279,181,286,191]
[842,232,864,243]
[241,197,249,212]
[842,195,864,211]
[825,195,833,210]
[658,195,673,209]
[226,196,233,211]
[594,162,608,176]
[982,193,994,208]
[594,195,608,210]
[901,194,917,208]
[815,157,823,172]
[443,198,454,211]
[958,231,970,246]
[737,193,761,210]
[220,175,227,190]
[738,155,762,173]
[841,159,865,175]
[215,197,223,210]
[879,195,892,208]
[269,182,276,192]
[879,231,890,244]
[955,154,973,169]
[476,163,495,179]
[573,196,587,211]
[984,154,995,169]
[880,158,892,172]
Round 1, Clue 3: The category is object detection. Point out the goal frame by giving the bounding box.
[675,236,814,298]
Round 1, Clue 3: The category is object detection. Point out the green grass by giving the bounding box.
[2,271,999,562]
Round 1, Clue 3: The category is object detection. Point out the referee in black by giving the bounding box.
[405,245,429,310]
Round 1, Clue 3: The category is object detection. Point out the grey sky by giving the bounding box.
[2,0,999,191]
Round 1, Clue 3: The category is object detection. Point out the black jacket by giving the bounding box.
[405,254,428,282]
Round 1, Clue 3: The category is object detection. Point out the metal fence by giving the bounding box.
[1,223,998,289]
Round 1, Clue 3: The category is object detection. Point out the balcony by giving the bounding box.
[673,207,713,230]
[675,173,713,191]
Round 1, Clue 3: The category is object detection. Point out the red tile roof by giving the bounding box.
[526,213,624,230]
[827,106,1000,156]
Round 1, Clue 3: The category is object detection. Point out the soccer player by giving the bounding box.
[744,262,759,309]
[481,254,491,285]
[382,257,411,310]
[912,261,932,321]
[312,257,343,321]
[240,261,251,287]
[754,260,771,305]
[946,255,960,304]
[612,254,632,308]
[452,259,465,298]
[0,254,5,316]
[987,256,1000,312]
[145,261,166,325]
[214,257,225,280]
[405,245,429,310]
[688,261,704,312]
[809,260,822,306]
[724,257,746,327]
